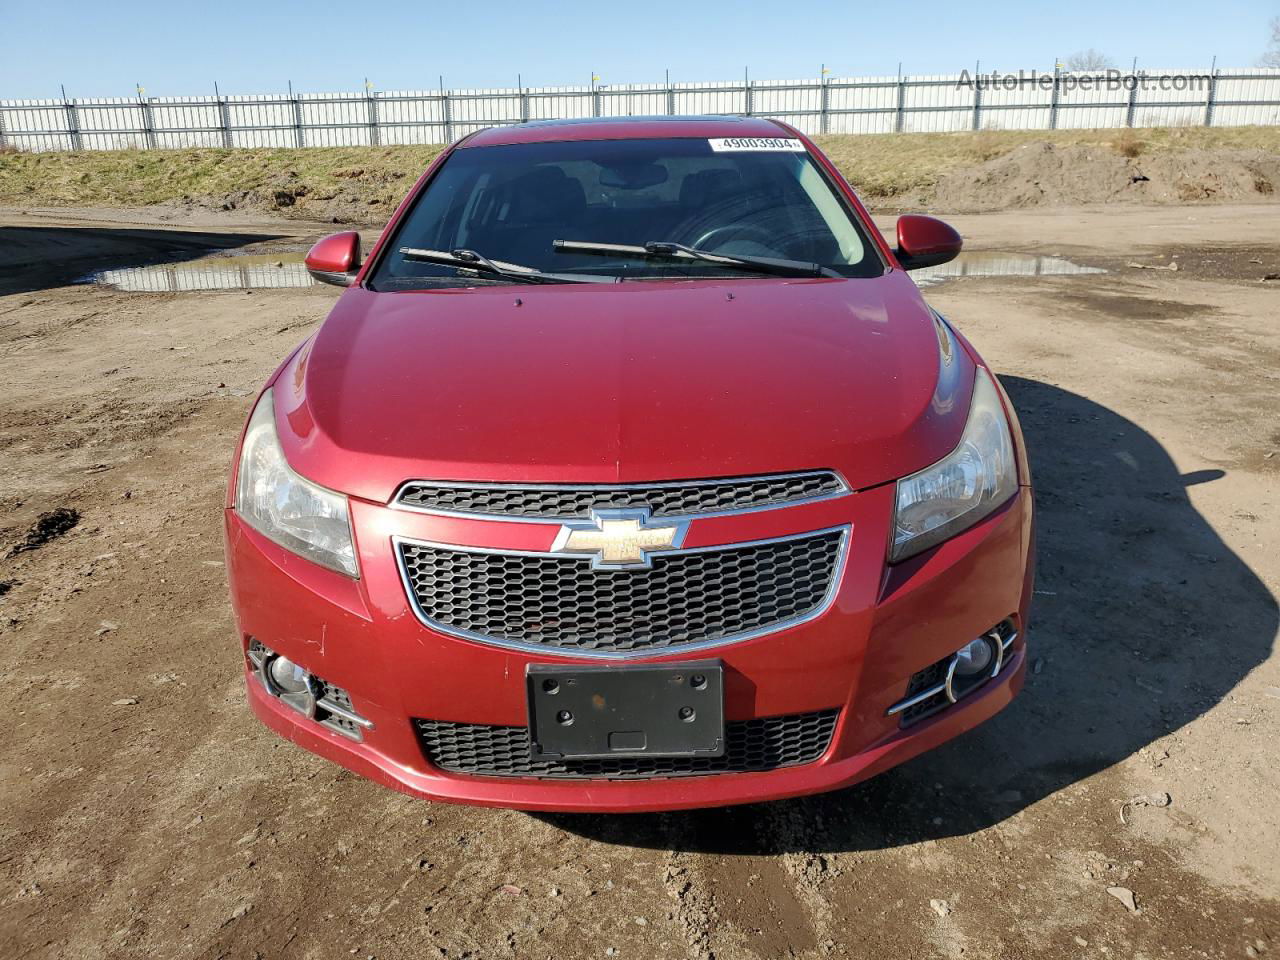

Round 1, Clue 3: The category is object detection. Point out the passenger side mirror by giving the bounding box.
[305,231,362,287]
[894,215,963,271]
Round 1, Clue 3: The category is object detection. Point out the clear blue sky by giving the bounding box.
[2,0,1276,99]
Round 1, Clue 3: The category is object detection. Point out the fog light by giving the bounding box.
[953,636,995,676]
[263,653,316,717]
[268,655,310,695]
[887,620,1019,723]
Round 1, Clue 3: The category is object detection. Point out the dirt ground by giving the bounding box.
[926,142,1280,212]
[1,201,1278,960]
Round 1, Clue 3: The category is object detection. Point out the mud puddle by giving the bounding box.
[85,252,314,292]
[912,251,1106,287]
[83,249,1106,294]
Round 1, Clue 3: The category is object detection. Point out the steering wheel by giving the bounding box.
[690,223,776,251]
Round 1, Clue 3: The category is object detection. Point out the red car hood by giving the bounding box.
[274,273,974,503]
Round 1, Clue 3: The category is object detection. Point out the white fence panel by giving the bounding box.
[826,77,899,135]
[298,93,372,148]
[1057,79,1128,130]
[674,81,747,116]
[450,87,524,137]
[1134,104,1205,127]
[1215,101,1280,126]
[1,99,77,151]
[756,79,812,117]
[599,84,667,117]
[900,75,971,133]
[152,97,225,148]
[225,95,297,148]
[980,78,1052,131]
[1215,70,1280,126]
[753,79,819,132]
[75,98,145,150]
[4,67,1280,153]
[527,86,593,121]
[376,90,447,145]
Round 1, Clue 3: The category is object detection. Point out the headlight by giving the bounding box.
[234,388,358,576]
[891,368,1017,562]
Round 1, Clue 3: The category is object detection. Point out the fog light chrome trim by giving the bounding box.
[316,696,373,731]
[886,625,1018,718]
[885,678,949,717]
[245,638,373,741]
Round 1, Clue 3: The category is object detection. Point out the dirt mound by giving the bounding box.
[203,167,412,224]
[217,143,1278,222]
[933,142,1280,212]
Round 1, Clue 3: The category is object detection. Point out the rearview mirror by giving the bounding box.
[305,231,362,287]
[894,215,962,271]
[599,162,669,189]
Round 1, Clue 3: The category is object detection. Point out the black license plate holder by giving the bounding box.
[527,661,724,760]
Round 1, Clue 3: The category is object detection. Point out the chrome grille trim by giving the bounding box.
[393,526,850,660]
[391,470,848,523]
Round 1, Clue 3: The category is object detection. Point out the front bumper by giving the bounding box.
[225,483,1034,812]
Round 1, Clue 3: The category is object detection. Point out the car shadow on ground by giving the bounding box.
[538,375,1279,853]
[0,224,287,296]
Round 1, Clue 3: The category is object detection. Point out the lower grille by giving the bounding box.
[415,710,839,780]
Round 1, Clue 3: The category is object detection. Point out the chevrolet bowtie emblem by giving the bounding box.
[551,508,689,569]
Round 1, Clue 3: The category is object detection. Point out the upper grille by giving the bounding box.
[395,471,845,519]
[398,530,845,654]
[415,710,839,780]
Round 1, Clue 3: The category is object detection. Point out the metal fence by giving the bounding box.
[4,67,1280,152]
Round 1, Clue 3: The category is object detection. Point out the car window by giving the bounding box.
[372,137,883,286]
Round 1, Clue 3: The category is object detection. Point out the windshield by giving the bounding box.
[370,137,883,287]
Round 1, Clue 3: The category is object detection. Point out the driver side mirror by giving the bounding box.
[894,215,962,271]
[305,231,362,287]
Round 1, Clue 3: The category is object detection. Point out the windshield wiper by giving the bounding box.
[553,240,840,278]
[398,247,616,284]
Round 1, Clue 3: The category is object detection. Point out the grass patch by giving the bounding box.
[0,145,444,210]
[1,126,1278,215]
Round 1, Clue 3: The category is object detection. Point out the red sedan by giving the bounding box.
[224,115,1034,812]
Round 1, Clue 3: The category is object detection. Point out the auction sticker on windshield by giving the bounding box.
[708,137,807,152]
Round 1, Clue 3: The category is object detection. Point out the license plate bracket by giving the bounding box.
[527,661,724,760]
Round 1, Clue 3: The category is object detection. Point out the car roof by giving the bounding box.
[459,115,793,148]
